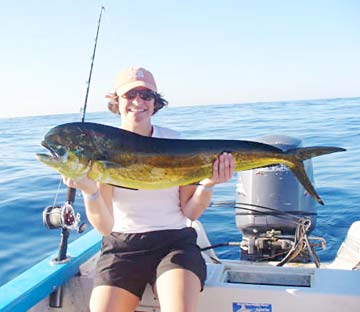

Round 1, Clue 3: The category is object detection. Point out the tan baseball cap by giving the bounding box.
[115,67,157,96]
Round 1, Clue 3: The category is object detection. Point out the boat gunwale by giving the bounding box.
[0,229,102,312]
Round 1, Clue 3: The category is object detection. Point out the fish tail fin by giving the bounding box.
[287,159,324,205]
[286,146,346,206]
[288,146,346,161]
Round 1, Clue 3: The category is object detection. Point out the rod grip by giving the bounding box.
[66,187,76,204]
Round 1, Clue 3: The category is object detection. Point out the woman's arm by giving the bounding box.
[180,152,235,220]
[63,176,114,236]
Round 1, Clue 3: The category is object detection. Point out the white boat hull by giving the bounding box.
[23,221,360,312]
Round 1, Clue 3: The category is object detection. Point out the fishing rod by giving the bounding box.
[81,6,105,122]
[47,4,105,248]
[42,7,105,308]
[66,5,105,204]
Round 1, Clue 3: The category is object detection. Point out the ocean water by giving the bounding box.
[0,97,359,287]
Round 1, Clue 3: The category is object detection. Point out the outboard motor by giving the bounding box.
[236,135,324,264]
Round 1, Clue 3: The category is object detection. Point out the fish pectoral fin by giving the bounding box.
[107,184,139,191]
[98,160,122,169]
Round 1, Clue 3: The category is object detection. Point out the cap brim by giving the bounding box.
[116,81,157,96]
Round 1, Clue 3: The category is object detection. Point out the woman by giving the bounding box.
[63,67,235,312]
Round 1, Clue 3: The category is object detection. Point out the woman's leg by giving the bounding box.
[90,285,140,312]
[155,268,201,312]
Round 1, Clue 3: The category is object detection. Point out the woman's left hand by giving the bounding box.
[201,152,235,187]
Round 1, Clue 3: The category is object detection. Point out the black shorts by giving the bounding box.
[93,227,206,298]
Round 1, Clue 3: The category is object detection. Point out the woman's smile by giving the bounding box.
[128,107,147,113]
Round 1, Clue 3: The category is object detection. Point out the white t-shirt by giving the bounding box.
[112,125,188,233]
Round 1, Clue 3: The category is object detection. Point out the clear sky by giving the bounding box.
[1,0,359,118]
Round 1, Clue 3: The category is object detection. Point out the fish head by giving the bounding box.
[36,123,92,179]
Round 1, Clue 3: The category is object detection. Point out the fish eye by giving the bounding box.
[56,146,67,157]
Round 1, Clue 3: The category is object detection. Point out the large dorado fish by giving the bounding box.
[36,122,345,205]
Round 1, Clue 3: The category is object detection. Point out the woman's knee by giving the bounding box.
[156,268,201,312]
[90,285,140,312]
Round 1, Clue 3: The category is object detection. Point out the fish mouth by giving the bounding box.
[42,141,59,158]
[36,141,67,163]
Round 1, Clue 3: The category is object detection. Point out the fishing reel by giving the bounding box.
[42,187,87,266]
[43,203,87,233]
[42,193,88,308]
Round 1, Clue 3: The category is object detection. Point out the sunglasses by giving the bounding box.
[122,89,156,101]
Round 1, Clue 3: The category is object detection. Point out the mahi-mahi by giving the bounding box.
[36,122,346,205]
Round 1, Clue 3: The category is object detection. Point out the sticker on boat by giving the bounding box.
[232,302,272,312]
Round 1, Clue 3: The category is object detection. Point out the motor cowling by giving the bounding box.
[235,135,318,261]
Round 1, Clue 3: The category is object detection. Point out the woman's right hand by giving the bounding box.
[63,176,114,236]
[62,176,98,195]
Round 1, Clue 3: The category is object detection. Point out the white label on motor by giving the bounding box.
[232,302,272,312]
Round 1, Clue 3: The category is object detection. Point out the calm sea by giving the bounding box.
[0,97,359,286]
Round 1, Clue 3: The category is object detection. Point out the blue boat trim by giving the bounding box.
[0,229,102,312]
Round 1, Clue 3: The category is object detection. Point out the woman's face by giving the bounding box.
[118,87,155,124]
